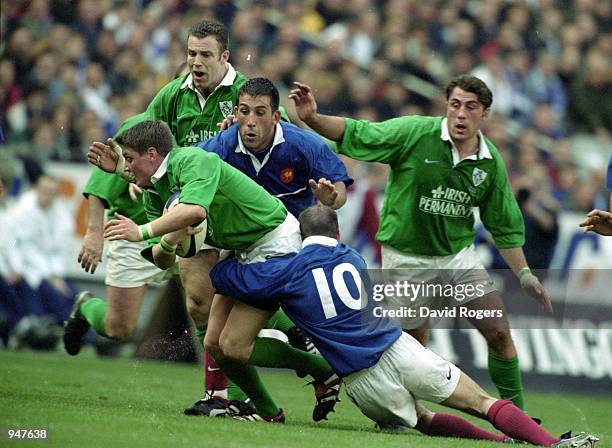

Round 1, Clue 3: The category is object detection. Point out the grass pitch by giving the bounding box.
[1,349,610,448]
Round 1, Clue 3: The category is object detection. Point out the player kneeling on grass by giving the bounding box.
[211,204,599,446]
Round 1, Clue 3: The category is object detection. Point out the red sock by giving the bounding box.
[487,400,560,446]
[425,413,505,442]
[204,351,228,394]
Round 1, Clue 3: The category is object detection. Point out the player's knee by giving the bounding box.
[414,404,435,433]
[104,319,134,340]
[186,296,210,325]
[219,333,250,364]
[204,334,223,360]
[484,328,513,351]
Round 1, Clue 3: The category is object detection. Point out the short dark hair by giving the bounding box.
[115,120,174,156]
[298,204,339,239]
[188,20,229,53]
[238,77,280,112]
[445,75,493,109]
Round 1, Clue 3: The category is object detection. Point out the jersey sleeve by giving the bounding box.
[82,168,126,208]
[338,116,420,164]
[309,137,354,187]
[171,150,221,211]
[478,158,525,249]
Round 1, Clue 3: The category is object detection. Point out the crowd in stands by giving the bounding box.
[0,0,610,345]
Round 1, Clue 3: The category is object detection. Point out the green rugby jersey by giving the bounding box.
[145,64,247,146]
[141,146,287,261]
[338,116,524,256]
[83,168,147,224]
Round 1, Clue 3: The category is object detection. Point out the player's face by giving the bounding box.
[187,35,229,96]
[123,146,159,187]
[236,94,281,152]
[445,87,489,143]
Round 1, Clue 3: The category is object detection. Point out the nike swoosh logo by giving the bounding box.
[446,366,452,380]
[207,367,221,372]
[425,159,440,164]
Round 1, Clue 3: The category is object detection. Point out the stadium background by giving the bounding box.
[1,0,611,438]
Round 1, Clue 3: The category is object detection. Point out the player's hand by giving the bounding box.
[128,183,143,202]
[163,225,203,246]
[78,230,104,274]
[579,209,612,236]
[103,213,140,242]
[289,82,318,123]
[217,115,235,130]
[88,138,119,173]
[310,178,338,207]
[520,273,553,313]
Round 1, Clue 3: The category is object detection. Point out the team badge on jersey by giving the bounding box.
[280,168,295,183]
[218,101,233,118]
[472,167,487,186]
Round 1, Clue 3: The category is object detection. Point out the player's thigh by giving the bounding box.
[219,300,275,361]
[104,285,146,337]
[179,249,218,314]
[440,371,496,418]
[204,294,235,352]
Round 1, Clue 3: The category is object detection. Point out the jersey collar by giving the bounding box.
[180,63,237,109]
[236,122,285,174]
[302,236,339,248]
[150,153,170,185]
[440,117,492,166]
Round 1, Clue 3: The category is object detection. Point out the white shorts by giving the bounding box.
[381,245,497,329]
[343,333,461,428]
[235,213,302,264]
[105,239,178,288]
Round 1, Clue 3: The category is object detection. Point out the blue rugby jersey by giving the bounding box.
[210,237,401,377]
[196,121,353,217]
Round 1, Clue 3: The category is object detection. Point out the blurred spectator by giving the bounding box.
[567,55,612,140]
[4,174,76,325]
[514,169,560,269]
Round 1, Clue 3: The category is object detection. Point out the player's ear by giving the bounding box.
[221,49,230,63]
[147,147,158,159]
[482,107,490,120]
[272,109,281,124]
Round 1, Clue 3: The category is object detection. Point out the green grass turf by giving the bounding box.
[0,349,610,448]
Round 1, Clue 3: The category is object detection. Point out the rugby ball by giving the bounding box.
[163,191,207,258]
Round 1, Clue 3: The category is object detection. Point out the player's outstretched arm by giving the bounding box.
[498,247,553,313]
[289,82,346,141]
[579,209,612,236]
[78,195,105,274]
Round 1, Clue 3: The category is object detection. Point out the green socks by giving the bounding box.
[227,380,248,401]
[249,337,331,382]
[214,357,280,416]
[488,353,525,410]
[265,309,296,333]
[80,298,107,337]
[195,326,206,346]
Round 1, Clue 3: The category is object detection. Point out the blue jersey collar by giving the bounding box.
[235,122,285,174]
[302,236,339,248]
